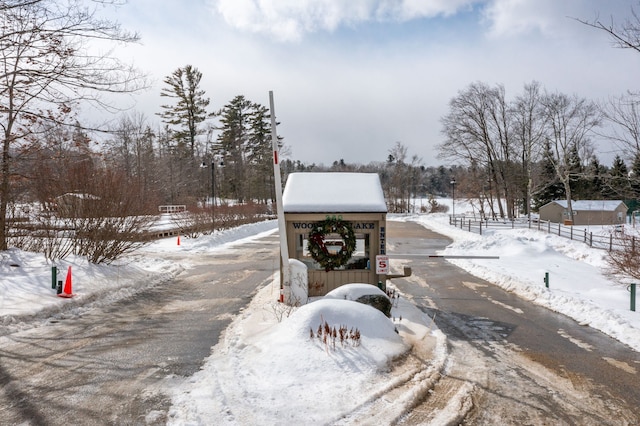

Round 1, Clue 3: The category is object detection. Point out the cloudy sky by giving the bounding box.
[102,0,640,167]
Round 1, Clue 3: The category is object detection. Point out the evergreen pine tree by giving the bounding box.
[584,155,606,199]
[567,144,588,199]
[630,153,640,199]
[533,140,564,209]
[246,102,279,203]
[216,95,254,203]
[604,155,629,199]
[158,65,212,157]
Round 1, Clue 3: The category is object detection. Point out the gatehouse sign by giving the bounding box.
[292,221,376,230]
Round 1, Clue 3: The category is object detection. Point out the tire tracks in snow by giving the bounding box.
[328,304,475,425]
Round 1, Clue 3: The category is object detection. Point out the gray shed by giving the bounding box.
[538,200,627,225]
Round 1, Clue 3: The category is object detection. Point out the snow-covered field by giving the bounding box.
[1,200,639,423]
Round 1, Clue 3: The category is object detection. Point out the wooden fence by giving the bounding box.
[449,216,631,252]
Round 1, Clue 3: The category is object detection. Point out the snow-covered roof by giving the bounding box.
[552,200,627,211]
[282,172,387,213]
[56,192,100,200]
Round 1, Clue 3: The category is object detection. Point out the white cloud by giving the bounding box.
[482,0,633,39]
[377,0,478,20]
[212,0,480,42]
[97,0,640,168]
[483,0,553,37]
[211,0,637,42]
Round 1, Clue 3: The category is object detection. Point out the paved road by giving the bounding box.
[0,233,281,425]
[387,220,640,425]
[2,221,639,425]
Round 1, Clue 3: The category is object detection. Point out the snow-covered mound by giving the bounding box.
[168,286,410,424]
[324,282,388,300]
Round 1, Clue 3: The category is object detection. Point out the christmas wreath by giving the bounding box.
[307,217,356,271]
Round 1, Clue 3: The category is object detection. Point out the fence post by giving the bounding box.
[51,266,57,289]
[468,220,471,232]
[479,221,482,235]
[609,234,613,251]
[570,226,573,240]
[631,284,636,312]
[558,223,561,236]
[590,232,593,247]
[544,272,549,288]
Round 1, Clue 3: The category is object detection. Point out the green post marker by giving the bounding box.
[51,266,57,289]
[544,272,549,289]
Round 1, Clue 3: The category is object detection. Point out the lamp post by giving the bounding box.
[202,157,223,230]
[451,178,456,218]
[201,160,215,207]
[210,160,216,207]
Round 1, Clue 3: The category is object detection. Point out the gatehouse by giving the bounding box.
[282,172,388,297]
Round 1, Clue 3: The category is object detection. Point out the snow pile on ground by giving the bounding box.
[0,220,278,326]
[166,284,421,424]
[324,282,388,301]
[0,248,178,325]
[451,228,640,350]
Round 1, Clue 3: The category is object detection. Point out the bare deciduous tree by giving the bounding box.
[602,92,640,159]
[386,142,408,212]
[577,3,640,54]
[60,165,155,264]
[579,4,640,200]
[439,82,517,218]
[608,231,640,281]
[104,112,160,208]
[0,0,147,250]
[540,92,601,222]
[512,81,546,218]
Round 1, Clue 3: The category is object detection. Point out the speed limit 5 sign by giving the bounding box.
[375,255,389,274]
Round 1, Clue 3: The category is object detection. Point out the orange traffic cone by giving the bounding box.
[57,266,74,298]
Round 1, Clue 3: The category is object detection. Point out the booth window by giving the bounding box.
[297,233,371,270]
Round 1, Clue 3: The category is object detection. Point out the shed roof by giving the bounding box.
[282,172,387,213]
[549,200,627,212]
[56,192,100,201]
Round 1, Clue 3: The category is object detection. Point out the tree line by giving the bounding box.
[438,81,640,220]
[2,0,640,264]
[0,0,280,261]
